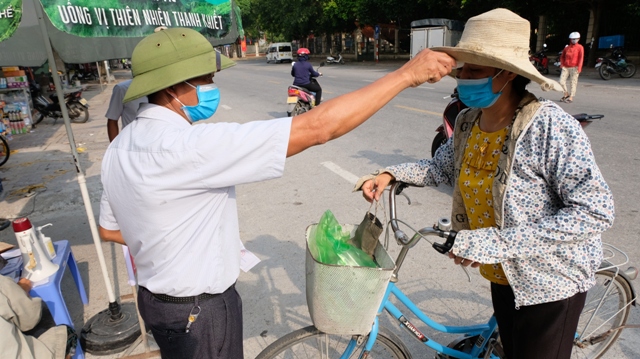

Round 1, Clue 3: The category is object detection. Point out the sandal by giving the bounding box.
[565,99,573,103]
[560,96,568,102]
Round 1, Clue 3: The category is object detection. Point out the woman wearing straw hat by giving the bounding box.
[356,8,614,359]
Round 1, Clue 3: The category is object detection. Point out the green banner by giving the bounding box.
[40,0,239,38]
[0,0,22,42]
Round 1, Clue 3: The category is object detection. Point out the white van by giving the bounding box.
[266,42,293,63]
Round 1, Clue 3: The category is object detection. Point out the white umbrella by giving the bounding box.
[0,0,243,354]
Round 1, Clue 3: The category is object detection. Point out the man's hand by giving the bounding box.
[362,173,395,202]
[98,226,126,245]
[448,252,481,268]
[398,49,456,88]
[17,278,33,294]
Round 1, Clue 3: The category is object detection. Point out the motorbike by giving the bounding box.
[596,46,636,80]
[431,89,604,157]
[552,50,563,74]
[529,44,549,74]
[326,53,344,64]
[287,62,325,117]
[30,83,90,125]
[432,89,467,157]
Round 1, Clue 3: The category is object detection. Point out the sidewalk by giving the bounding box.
[0,70,161,358]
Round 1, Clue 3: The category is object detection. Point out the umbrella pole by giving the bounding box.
[34,1,140,355]
[96,61,104,92]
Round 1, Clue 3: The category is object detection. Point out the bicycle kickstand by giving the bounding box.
[483,337,506,359]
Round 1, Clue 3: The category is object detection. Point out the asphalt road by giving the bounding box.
[221,58,640,358]
[1,57,638,358]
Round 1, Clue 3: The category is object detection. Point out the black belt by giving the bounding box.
[143,284,234,304]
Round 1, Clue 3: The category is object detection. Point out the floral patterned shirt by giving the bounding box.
[384,95,614,307]
[460,122,510,285]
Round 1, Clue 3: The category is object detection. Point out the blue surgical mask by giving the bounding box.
[173,82,220,122]
[456,70,507,108]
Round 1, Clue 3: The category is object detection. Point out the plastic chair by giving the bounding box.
[30,240,88,359]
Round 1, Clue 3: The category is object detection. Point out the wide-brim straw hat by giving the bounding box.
[124,27,236,102]
[432,8,562,92]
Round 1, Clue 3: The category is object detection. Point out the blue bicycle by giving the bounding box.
[256,182,637,359]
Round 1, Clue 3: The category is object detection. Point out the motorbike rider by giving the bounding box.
[291,48,322,106]
[559,32,584,103]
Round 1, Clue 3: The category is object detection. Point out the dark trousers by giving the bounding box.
[138,285,243,359]
[491,283,587,359]
[299,81,322,106]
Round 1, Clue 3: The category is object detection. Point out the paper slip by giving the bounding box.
[240,248,261,272]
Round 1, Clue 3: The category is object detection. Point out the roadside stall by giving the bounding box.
[0,66,33,137]
[0,0,244,356]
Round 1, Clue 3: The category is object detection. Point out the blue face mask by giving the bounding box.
[456,70,507,108]
[173,82,220,122]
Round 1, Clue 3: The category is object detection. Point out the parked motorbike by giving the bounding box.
[30,83,90,125]
[530,44,549,74]
[326,53,344,64]
[596,46,636,80]
[431,89,603,157]
[287,62,324,116]
[432,89,467,157]
[552,49,563,74]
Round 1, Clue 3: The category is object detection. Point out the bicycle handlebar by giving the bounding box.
[388,182,457,254]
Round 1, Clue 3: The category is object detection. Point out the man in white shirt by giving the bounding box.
[105,79,148,142]
[98,27,454,358]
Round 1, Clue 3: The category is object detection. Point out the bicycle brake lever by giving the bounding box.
[432,230,457,254]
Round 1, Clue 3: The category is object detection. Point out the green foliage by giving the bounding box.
[245,0,640,51]
[0,0,22,42]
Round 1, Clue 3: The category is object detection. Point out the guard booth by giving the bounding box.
[410,18,464,58]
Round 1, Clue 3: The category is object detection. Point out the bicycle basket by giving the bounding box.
[305,224,395,335]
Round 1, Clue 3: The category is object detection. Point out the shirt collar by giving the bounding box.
[137,103,191,127]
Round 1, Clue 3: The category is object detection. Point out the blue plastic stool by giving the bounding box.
[30,240,88,359]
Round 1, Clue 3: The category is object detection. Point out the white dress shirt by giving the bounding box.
[99,104,291,296]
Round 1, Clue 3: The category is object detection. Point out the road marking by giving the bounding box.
[221,105,232,110]
[394,105,441,116]
[268,80,280,84]
[583,84,640,91]
[321,161,359,184]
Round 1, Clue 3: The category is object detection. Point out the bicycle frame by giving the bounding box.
[348,283,499,359]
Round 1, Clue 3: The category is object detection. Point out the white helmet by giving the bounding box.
[569,32,580,39]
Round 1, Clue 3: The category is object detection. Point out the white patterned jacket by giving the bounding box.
[381,93,615,307]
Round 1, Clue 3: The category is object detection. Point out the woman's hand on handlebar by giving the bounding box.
[362,173,395,202]
[448,252,481,268]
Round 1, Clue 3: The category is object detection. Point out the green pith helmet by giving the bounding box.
[124,27,235,103]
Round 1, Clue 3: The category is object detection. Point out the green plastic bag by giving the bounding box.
[308,210,377,268]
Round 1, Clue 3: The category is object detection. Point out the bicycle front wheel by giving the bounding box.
[572,270,633,359]
[256,325,411,359]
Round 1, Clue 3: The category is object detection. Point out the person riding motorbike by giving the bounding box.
[291,48,322,106]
